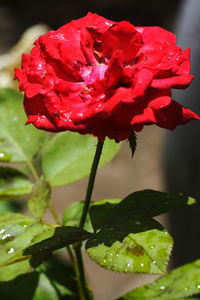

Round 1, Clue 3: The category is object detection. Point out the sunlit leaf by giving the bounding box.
[86,220,172,274]
[42,132,120,186]
[0,212,55,280]
[0,88,45,162]
[122,259,200,300]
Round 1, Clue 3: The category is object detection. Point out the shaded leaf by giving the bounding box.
[28,178,51,219]
[122,259,200,299]
[42,132,120,186]
[0,167,33,199]
[110,189,195,221]
[0,255,77,299]
[89,198,120,232]
[24,226,92,256]
[0,88,45,162]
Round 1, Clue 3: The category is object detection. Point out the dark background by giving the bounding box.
[0,0,181,50]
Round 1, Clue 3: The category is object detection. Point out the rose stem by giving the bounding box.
[79,139,104,229]
[74,139,104,300]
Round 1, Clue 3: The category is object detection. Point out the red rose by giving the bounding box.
[15,12,199,141]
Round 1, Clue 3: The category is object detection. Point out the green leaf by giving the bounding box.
[0,167,33,199]
[0,212,55,280]
[89,198,120,232]
[62,201,93,232]
[28,178,51,219]
[87,197,174,274]
[86,220,172,274]
[24,226,92,256]
[62,199,120,232]
[122,259,200,299]
[0,88,45,162]
[109,189,196,221]
[0,259,33,282]
[0,256,77,299]
[42,132,120,186]
[0,151,11,162]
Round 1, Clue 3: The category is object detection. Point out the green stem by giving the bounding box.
[74,245,91,300]
[48,201,61,225]
[26,160,40,182]
[73,140,104,300]
[79,140,104,229]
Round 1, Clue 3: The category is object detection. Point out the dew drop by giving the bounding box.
[0,229,5,234]
[160,286,165,290]
[140,263,144,267]
[2,233,11,240]
[184,287,188,291]
[197,285,200,289]
[150,245,154,249]
[8,247,15,254]
[0,153,4,158]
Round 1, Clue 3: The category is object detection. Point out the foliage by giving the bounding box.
[0,87,198,299]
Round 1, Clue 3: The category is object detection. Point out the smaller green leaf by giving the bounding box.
[62,199,120,233]
[122,259,200,300]
[128,132,137,157]
[62,201,93,232]
[28,178,51,219]
[0,167,33,198]
[0,151,11,162]
[24,226,93,256]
